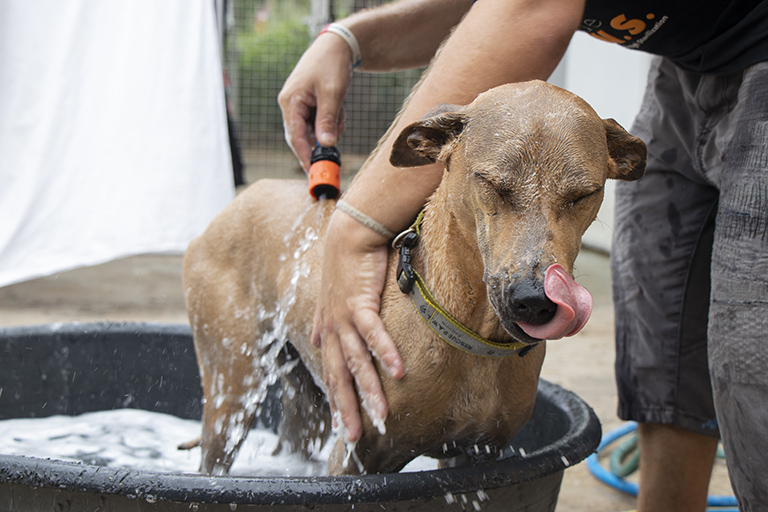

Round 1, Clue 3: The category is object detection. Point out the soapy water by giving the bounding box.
[0,409,438,476]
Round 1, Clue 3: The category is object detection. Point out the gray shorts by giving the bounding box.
[612,57,768,509]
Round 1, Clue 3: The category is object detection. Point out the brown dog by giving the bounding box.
[183,81,646,476]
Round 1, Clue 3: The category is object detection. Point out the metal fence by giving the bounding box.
[223,0,424,182]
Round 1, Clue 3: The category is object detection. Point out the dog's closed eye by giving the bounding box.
[565,186,603,208]
[473,172,508,208]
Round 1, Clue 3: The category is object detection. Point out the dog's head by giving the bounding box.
[390,81,646,343]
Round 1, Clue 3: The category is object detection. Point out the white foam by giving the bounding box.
[0,409,437,475]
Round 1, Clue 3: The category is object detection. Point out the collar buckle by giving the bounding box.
[396,230,419,294]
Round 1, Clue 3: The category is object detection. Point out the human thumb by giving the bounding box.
[315,103,343,147]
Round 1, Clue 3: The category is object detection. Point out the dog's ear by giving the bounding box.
[603,118,647,181]
[390,104,466,168]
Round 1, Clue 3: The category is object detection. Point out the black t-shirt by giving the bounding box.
[579,0,768,74]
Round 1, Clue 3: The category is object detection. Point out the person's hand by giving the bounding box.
[278,31,354,172]
[311,210,405,442]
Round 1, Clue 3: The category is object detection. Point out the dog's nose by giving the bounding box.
[508,279,557,325]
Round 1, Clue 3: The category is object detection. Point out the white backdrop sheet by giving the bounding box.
[0,0,235,287]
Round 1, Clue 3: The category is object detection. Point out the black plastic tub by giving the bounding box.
[0,322,600,511]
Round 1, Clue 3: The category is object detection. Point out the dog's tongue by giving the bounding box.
[517,264,592,340]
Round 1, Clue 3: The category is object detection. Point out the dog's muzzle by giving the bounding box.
[515,264,593,340]
[505,275,557,326]
[490,265,593,341]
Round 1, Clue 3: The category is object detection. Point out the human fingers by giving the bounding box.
[279,35,352,171]
[336,320,390,437]
[278,88,317,172]
[322,327,363,442]
[353,307,405,380]
[312,81,347,149]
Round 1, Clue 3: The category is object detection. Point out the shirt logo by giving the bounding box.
[582,13,669,50]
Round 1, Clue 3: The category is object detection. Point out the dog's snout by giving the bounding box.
[507,279,557,326]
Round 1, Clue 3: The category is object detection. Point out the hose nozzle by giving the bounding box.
[309,145,341,200]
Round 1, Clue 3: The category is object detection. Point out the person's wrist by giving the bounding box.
[318,23,362,69]
[330,205,392,249]
[335,199,396,240]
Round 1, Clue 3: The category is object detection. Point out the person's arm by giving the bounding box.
[309,0,587,442]
[329,0,585,242]
[278,0,473,171]
[342,0,475,72]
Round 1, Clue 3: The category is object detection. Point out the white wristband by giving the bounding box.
[336,199,396,239]
[320,23,362,69]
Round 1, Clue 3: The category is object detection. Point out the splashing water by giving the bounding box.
[201,203,392,471]
[202,204,328,464]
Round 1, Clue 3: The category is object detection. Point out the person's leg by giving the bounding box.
[613,168,720,511]
[612,57,722,510]
[706,61,768,511]
[636,423,718,512]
